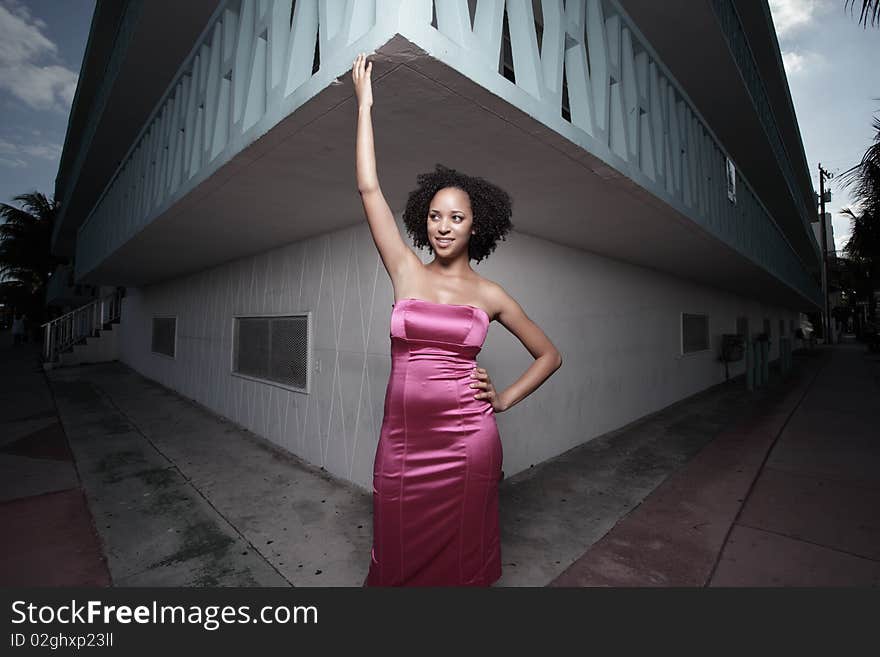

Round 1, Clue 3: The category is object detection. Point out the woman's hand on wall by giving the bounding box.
[352,52,373,109]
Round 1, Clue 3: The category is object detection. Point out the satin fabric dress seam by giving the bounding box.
[378,307,400,585]
[399,306,411,583]
[397,336,479,349]
[396,298,490,323]
[454,374,468,584]
[377,319,395,585]
[479,428,494,583]
[457,310,478,583]
[475,321,493,585]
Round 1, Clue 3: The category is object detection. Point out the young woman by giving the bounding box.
[353,52,563,586]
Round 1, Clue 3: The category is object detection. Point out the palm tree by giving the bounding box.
[837,225,879,337]
[0,191,66,330]
[846,0,880,27]
[841,206,880,256]
[839,116,880,210]
[839,207,879,309]
[837,116,880,332]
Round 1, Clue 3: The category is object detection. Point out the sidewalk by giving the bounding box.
[550,340,880,586]
[0,331,110,586]
[2,330,877,586]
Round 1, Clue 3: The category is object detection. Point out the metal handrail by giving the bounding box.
[40,289,123,363]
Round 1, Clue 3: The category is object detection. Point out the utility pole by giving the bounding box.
[818,163,833,343]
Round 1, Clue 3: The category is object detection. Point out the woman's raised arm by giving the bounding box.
[353,53,419,280]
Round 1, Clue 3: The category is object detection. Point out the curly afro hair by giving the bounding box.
[402,164,514,264]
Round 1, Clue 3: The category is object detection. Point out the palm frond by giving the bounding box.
[838,116,880,217]
[846,0,880,27]
[0,191,61,298]
[0,203,40,229]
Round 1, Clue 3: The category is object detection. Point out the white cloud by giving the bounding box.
[0,0,78,112]
[2,0,47,30]
[22,142,62,159]
[780,49,827,77]
[0,137,62,167]
[0,156,27,168]
[782,50,806,74]
[769,0,830,40]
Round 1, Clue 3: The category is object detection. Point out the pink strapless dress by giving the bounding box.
[366,297,503,586]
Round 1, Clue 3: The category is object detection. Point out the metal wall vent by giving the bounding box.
[232,313,310,393]
[682,313,710,353]
[151,316,177,358]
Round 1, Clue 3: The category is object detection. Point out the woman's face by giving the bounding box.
[426,187,474,257]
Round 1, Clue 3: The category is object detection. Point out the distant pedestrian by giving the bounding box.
[12,313,24,345]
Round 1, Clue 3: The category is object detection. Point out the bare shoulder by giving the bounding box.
[481,278,521,322]
[480,279,560,363]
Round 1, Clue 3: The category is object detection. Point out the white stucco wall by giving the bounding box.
[119,217,799,491]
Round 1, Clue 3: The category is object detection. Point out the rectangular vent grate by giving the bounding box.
[682,313,709,353]
[233,314,309,391]
[151,317,176,357]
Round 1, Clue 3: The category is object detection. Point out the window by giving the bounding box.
[682,313,710,353]
[561,65,571,122]
[726,157,737,204]
[232,313,310,392]
[151,316,176,358]
[499,5,515,83]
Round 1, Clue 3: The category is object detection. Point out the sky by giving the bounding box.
[0,0,94,203]
[768,0,880,252]
[0,0,877,255]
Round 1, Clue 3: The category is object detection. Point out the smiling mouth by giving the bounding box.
[435,238,453,246]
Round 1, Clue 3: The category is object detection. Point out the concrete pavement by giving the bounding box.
[2,327,877,587]
[551,341,879,586]
[0,332,110,587]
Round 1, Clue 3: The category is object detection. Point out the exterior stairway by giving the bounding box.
[42,289,123,370]
[55,317,121,368]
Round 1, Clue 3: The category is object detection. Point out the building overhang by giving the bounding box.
[617,0,820,274]
[52,0,220,257]
[77,37,819,312]
[63,1,822,312]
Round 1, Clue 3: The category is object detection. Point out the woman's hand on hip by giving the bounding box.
[470,366,507,413]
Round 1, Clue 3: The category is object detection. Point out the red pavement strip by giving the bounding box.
[550,354,826,587]
[0,422,111,587]
[3,421,73,462]
[1,489,111,587]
